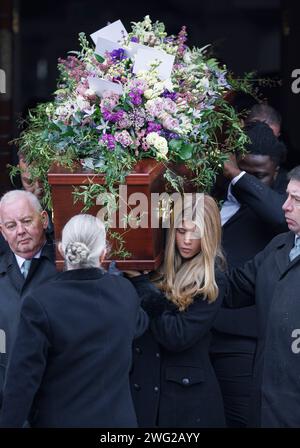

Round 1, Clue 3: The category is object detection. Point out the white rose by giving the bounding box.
[146,132,160,146]
[154,136,168,158]
[144,89,154,100]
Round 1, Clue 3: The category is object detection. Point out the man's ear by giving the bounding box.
[100,248,107,264]
[40,210,49,229]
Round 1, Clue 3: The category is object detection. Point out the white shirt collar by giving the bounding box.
[15,248,43,270]
[220,172,246,226]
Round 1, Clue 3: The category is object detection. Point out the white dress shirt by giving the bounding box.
[15,249,42,271]
[220,171,246,226]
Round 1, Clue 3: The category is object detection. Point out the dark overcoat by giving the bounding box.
[131,273,227,428]
[226,231,300,427]
[0,242,56,395]
[0,268,142,428]
[213,172,288,338]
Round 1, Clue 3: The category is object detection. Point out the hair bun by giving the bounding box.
[65,242,90,265]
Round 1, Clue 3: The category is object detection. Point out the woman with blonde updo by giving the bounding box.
[129,194,227,427]
[0,214,143,428]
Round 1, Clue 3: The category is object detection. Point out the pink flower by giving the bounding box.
[115,130,133,148]
[162,115,179,131]
[141,138,150,151]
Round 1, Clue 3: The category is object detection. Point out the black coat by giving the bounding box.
[0,268,142,428]
[130,273,227,428]
[226,231,300,427]
[212,173,288,339]
[0,241,56,395]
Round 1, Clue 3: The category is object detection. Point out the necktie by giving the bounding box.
[21,259,32,279]
[289,237,300,262]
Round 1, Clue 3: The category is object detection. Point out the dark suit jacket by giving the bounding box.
[0,269,141,428]
[130,273,227,428]
[226,231,300,427]
[212,173,288,340]
[0,241,56,395]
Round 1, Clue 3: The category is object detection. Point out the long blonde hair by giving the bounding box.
[156,194,225,311]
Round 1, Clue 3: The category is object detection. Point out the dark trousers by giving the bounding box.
[210,332,256,428]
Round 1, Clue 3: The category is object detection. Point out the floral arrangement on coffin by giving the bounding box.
[14,15,255,210]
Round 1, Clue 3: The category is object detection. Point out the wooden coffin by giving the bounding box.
[48,159,167,271]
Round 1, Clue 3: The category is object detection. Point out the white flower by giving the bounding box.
[146,131,160,146]
[85,88,96,98]
[144,15,152,30]
[178,115,193,134]
[198,77,210,90]
[136,69,159,87]
[146,132,168,159]
[154,136,168,157]
[76,96,90,111]
[83,104,96,117]
[96,119,111,133]
[183,50,192,64]
[144,89,154,100]
[162,78,174,91]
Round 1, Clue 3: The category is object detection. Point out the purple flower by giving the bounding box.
[115,130,133,148]
[146,121,162,134]
[101,134,116,150]
[217,72,230,88]
[130,36,139,43]
[176,26,188,57]
[129,87,144,106]
[129,92,142,106]
[109,48,127,62]
[161,130,180,140]
[128,108,146,130]
[102,108,124,123]
[117,112,132,129]
[162,90,177,101]
[164,37,176,44]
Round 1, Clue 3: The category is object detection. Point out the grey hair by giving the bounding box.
[0,190,42,221]
[61,214,106,270]
[287,166,300,183]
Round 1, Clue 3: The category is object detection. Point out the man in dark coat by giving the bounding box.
[225,166,300,427]
[0,190,56,397]
[210,121,288,427]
